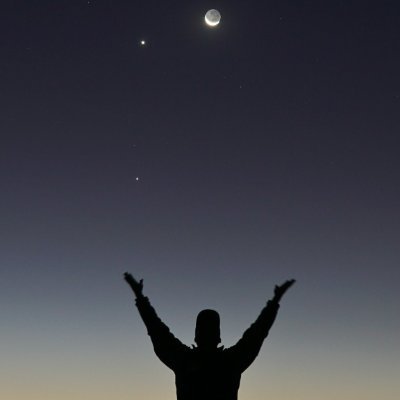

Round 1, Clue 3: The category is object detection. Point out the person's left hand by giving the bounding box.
[273,279,296,303]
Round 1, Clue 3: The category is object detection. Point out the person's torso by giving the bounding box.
[174,348,242,400]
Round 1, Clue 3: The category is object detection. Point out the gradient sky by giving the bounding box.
[1,1,399,399]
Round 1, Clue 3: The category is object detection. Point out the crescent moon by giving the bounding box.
[205,9,221,27]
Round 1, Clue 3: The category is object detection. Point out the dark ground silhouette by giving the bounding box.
[124,273,295,400]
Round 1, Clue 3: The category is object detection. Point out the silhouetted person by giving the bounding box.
[124,272,295,400]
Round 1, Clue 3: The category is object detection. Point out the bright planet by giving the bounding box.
[205,9,221,27]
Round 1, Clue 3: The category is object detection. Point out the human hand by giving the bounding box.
[124,272,144,298]
[273,279,296,303]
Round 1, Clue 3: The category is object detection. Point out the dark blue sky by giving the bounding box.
[1,1,399,400]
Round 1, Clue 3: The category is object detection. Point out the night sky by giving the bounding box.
[1,1,399,400]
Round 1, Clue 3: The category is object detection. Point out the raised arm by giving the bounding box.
[228,279,295,372]
[124,272,188,370]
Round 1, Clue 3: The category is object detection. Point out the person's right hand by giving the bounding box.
[124,272,144,297]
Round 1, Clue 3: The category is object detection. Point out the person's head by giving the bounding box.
[194,309,221,349]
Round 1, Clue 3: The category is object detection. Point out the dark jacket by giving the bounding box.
[135,296,279,400]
